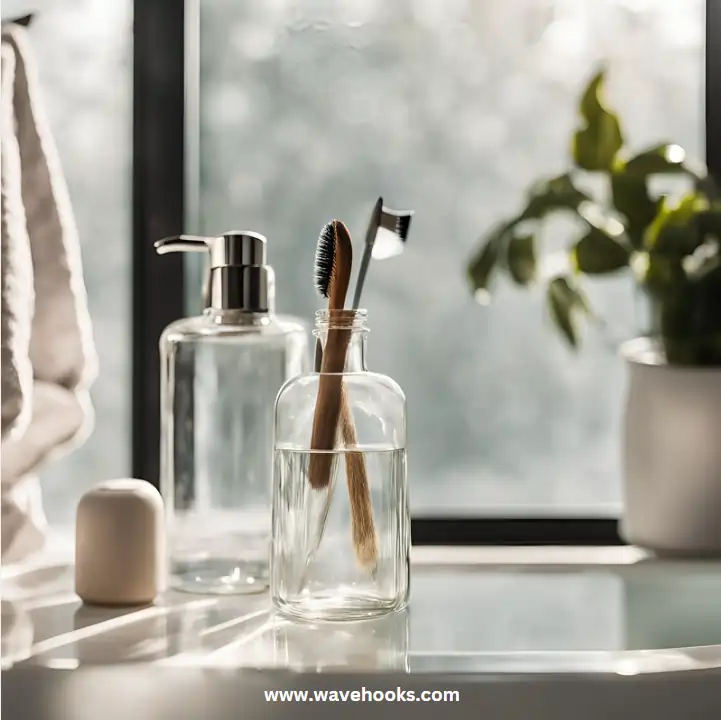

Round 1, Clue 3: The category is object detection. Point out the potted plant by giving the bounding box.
[467,69,721,555]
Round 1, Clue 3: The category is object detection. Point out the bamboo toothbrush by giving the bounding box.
[309,220,378,569]
[308,201,414,571]
[308,219,353,487]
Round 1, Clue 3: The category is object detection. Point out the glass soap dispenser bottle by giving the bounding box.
[271,309,409,621]
[156,231,309,595]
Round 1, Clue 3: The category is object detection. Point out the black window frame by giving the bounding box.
[132,0,720,546]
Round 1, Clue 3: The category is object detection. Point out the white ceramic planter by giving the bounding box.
[621,338,721,555]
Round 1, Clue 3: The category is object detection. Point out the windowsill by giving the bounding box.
[411,544,645,566]
[1,538,645,585]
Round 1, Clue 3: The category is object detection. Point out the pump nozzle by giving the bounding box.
[155,231,273,312]
[154,235,209,254]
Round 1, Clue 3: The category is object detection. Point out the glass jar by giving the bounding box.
[271,309,409,621]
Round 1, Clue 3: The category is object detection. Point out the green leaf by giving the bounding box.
[683,239,721,281]
[644,193,709,253]
[655,224,706,260]
[572,70,624,171]
[467,225,505,298]
[506,233,536,285]
[658,261,721,364]
[610,171,660,250]
[613,148,702,249]
[571,227,631,274]
[546,276,591,348]
[643,252,686,299]
[698,208,721,235]
[519,173,591,221]
[623,143,695,178]
[575,199,627,237]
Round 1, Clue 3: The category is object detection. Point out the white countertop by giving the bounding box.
[4,546,721,719]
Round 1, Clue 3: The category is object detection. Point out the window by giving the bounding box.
[133,0,715,543]
[187,0,705,516]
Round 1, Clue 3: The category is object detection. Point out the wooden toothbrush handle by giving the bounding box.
[308,327,351,489]
[340,385,378,569]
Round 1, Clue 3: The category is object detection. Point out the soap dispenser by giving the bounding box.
[155,231,309,595]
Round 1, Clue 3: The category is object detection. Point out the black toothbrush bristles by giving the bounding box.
[314,220,337,298]
[377,206,413,241]
[394,212,412,243]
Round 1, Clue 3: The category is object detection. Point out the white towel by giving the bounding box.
[1,24,97,563]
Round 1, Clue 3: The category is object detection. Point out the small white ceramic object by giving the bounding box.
[75,479,166,606]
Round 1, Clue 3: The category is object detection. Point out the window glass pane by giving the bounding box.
[7,1,134,526]
[191,0,704,515]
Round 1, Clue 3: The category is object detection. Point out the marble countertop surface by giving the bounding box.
[4,544,721,674]
[4,545,721,718]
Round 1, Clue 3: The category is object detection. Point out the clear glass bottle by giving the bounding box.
[271,309,409,621]
[156,231,309,595]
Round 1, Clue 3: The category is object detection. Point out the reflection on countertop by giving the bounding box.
[3,546,721,674]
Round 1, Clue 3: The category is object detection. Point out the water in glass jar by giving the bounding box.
[271,445,409,621]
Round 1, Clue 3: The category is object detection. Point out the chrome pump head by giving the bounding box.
[155,231,273,312]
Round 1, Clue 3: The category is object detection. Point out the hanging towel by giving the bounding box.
[1,23,97,563]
